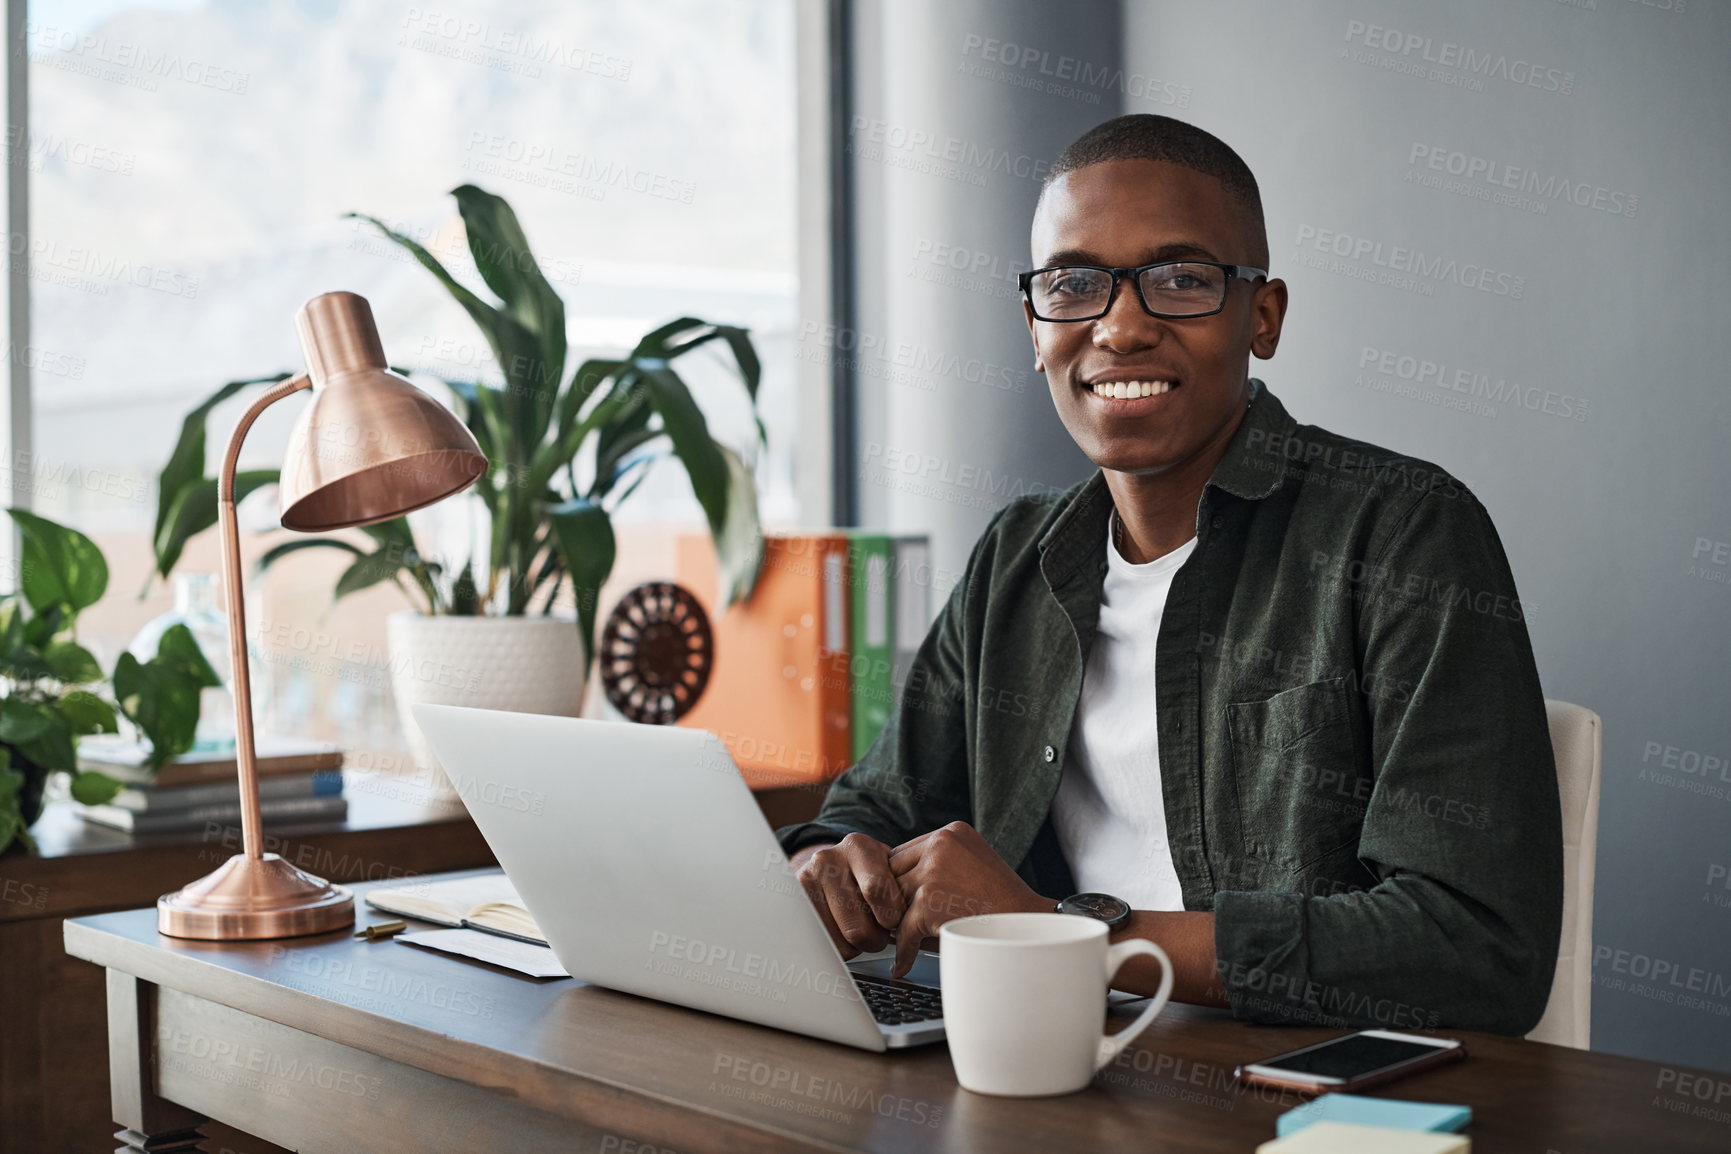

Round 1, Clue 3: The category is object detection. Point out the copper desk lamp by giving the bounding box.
[157,291,487,940]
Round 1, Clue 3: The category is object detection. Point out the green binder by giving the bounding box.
[847,533,895,763]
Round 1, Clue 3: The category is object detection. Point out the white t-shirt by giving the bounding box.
[1051,512,1197,912]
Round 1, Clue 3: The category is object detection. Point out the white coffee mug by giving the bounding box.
[938,912,1173,1097]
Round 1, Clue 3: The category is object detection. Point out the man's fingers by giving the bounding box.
[887,828,934,866]
[827,881,890,953]
[887,847,921,877]
[889,820,980,876]
[797,861,857,958]
[797,835,902,954]
[892,901,927,978]
[856,863,908,931]
[840,835,907,930]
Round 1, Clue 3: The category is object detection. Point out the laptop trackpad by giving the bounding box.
[847,948,941,989]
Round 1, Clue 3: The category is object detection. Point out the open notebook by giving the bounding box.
[365,873,546,946]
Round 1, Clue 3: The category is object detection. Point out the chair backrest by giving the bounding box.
[1525,699,1602,1049]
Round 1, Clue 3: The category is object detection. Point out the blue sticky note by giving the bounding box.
[1277,1093,1472,1137]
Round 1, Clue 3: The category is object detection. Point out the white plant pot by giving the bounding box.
[386,611,588,799]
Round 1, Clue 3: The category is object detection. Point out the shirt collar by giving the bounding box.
[1038,379,1295,583]
[1206,378,1297,502]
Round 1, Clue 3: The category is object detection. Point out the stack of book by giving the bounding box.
[74,734,347,835]
[675,531,931,788]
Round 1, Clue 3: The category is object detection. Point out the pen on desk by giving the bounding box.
[356,920,407,941]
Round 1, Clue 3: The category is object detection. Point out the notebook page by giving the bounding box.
[365,873,524,926]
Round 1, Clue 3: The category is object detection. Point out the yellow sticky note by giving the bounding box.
[1257,1120,1471,1154]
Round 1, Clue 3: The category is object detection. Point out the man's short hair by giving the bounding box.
[1045,114,1268,267]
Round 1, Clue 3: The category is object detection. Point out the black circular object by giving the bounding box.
[598,581,714,724]
[1055,892,1132,929]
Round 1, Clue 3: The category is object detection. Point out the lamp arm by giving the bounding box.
[219,371,313,860]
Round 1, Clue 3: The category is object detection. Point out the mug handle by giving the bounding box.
[1093,939,1174,1071]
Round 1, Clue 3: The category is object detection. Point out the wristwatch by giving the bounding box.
[1055,892,1131,929]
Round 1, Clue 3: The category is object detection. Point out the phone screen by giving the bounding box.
[1260,1034,1446,1080]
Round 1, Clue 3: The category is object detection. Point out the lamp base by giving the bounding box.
[158,853,355,940]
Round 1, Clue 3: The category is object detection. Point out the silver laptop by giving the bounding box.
[412,703,945,1051]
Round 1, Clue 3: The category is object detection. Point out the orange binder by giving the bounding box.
[675,533,852,788]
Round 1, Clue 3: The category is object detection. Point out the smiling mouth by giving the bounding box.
[1084,379,1177,400]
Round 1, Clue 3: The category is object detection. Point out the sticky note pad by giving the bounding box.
[1277,1093,1472,1137]
[1257,1121,1470,1154]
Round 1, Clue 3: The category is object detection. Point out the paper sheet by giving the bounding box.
[398,928,571,978]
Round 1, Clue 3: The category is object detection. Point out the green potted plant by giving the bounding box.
[150,185,765,783]
[0,510,221,854]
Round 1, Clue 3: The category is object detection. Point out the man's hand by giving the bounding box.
[790,834,906,959]
[887,821,1050,977]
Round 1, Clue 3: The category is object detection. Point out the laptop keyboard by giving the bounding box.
[853,974,943,1026]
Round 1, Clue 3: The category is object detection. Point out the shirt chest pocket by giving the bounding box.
[1227,678,1366,874]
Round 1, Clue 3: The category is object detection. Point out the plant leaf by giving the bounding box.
[0,597,24,659]
[347,213,546,470]
[0,698,55,745]
[637,365,730,542]
[632,317,710,359]
[8,508,108,615]
[328,518,424,598]
[437,377,504,480]
[450,560,481,615]
[153,374,292,582]
[43,640,103,684]
[153,470,280,580]
[0,760,31,856]
[453,184,565,453]
[69,769,123,806]
[346,212,508,336]
[19,602,65,650]
[714,443,764,606]
[56,689,119,736]
[255,536,365,576]
[547,497,615,669]
[1,699,76,773]
[660,323,762,406]
[528,383,634,501]
[593,423,664,500]
[560,357,623,426]
[605,449,669,510]
[156,623,223,689]
[333,552,406,600]
[112,646,206,770]
[710,324,762,405]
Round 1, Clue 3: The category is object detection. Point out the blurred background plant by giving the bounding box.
[1,510,220,854]
[149,185,765,669]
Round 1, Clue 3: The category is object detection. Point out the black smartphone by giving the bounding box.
[1236,1029,1466,1096]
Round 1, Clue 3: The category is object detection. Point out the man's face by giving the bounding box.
[1025,158,1286,476]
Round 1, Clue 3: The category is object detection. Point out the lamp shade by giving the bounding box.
[279,291,487,531]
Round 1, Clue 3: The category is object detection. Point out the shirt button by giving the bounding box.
[1043,745,1056,763]
[1211,514,1224,529]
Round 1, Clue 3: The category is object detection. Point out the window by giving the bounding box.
[26,0,797,751]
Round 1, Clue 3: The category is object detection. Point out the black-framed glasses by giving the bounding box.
[1018,260,1268,321]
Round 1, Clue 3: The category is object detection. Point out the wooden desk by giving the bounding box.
[63,871,1730,1153]
[1,777,498,1154]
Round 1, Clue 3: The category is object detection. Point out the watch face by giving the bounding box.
[1062,892,1130,924]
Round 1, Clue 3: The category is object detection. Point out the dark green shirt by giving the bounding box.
[778,382,1563,1035]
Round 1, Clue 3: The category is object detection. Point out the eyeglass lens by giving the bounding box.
[1028,262,1228,319]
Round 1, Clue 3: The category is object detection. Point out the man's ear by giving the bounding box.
[1249,278,1288,361]
[1023,299,1045,373]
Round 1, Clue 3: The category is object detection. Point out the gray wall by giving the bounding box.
[1121,0,1731,1073]
[843,0,1730,1074]
[845,0,1110,588]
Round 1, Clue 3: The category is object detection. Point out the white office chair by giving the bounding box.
[1525,699,1602,1049]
